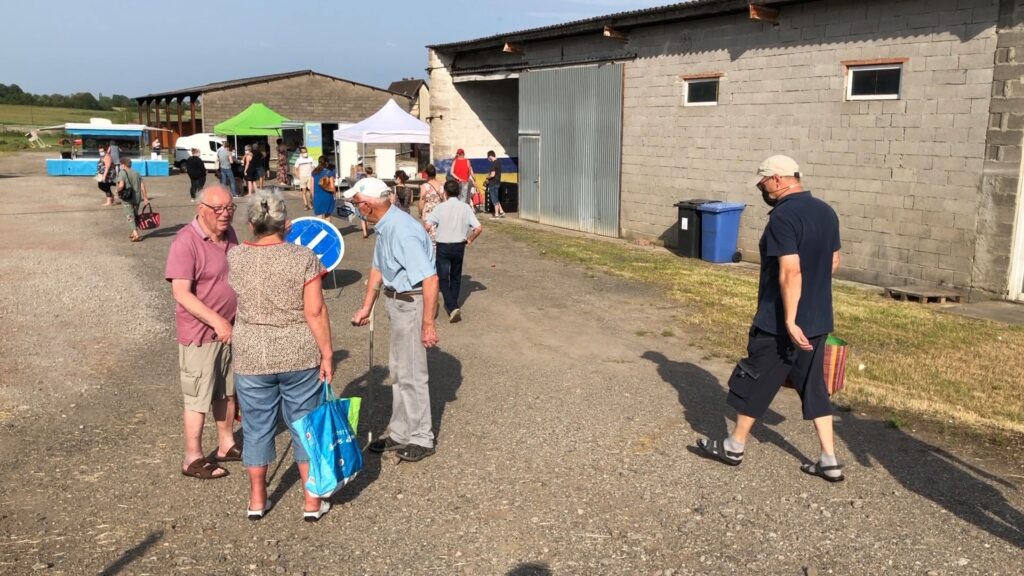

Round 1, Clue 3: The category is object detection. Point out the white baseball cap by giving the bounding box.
[342,177,390,200]
[757,155,800,178]
[751,155,800,187]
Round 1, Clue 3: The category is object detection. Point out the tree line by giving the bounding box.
[0,83,133,110]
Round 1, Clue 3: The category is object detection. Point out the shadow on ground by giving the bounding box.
[642,351,804,462]
[643,350,1024,549]
[428,347,463,442]
[457,274,487,308]
[839,413,1024,548]
[324,268,363,291]
[97,530,163,576]
[141,223,185,240]
[507,561,552,576]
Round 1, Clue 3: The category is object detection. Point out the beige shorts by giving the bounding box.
[299,174,312,190]
[178,341,234,413]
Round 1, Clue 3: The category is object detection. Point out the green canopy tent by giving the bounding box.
[213,103,289,135]
[213,103,290,152]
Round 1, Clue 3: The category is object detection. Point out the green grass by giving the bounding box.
[885,414,908,429]
[0,130,61,153]
[0,104,125,127]
[0,103,203,153]
[492,220,1024,440]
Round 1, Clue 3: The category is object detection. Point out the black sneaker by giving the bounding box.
[396,444,435,462]
[369,436,406,453]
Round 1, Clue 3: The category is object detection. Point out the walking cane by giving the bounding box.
[354,281,381,451]
[368,299,376,372]
[364,302,376,454]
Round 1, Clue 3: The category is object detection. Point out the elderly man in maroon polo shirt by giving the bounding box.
[165,185,241,479]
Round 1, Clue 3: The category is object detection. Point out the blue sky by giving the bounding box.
[3,0,669,97]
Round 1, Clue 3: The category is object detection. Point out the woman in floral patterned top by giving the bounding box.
[276,138,289,185]
[417,163,444,239]
[228,189,335,522]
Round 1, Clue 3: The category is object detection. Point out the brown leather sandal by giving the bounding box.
[181,457,229,479]
[216,444,242,462]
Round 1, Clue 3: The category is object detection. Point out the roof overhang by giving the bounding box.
[134,70,410,103]
[452,71,521,83]
[429,0,803,54]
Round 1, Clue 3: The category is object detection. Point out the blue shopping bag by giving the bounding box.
[290,381,363,498]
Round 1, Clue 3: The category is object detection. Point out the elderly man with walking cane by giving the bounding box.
[346,177,441,463]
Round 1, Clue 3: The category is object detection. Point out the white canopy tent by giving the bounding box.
[333,99,429,180]
[332,99,430,144]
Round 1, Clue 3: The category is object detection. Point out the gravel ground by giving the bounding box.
[0,151,1021,575]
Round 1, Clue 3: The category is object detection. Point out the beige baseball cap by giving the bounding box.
[342,177,390,200]
[756,155,800,178]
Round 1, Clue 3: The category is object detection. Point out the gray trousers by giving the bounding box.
[385,294,433,448]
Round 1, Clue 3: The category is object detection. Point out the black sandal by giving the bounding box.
[696,438,744,466]
[800,460,845,483]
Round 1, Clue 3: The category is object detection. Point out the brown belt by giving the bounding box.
[382,288,423,302]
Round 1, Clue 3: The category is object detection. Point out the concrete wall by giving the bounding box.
[973,0,1024,295]
[413,84,431,120]
[201,73,408,130]
[428,50,519,161]
[430,0,1017,295]
[617,0,1001,294]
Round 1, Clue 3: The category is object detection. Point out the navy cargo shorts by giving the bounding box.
[726,326,832,420]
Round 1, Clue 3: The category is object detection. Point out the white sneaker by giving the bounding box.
[449,308,462,323]
[303,500,330,522]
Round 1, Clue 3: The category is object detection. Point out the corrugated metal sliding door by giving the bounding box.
[518,63,623,237]
[519,135,541,220]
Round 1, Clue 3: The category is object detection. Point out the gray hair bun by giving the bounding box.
[248,189,288,237]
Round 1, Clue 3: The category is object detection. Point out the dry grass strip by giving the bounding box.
[493,221,1024,440]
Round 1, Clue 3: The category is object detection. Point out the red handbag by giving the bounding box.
[136,202,161,230]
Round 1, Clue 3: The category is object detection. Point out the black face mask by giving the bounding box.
[758,183,776,207]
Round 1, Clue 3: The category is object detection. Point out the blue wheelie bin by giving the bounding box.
[697,201,746,263]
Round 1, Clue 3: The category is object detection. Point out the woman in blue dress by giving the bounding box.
[311,156,336,221]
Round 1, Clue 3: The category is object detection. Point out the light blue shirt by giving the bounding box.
[427,197,481,243]
[372,205,437,292]
[217,147,230,169]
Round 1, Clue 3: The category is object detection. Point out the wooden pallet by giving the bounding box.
[884,286,962,304]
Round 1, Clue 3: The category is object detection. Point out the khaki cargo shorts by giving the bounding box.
[299,174,312,190]
[178,341,234,413]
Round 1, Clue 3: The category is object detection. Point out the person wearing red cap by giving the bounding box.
[447,149,475,208]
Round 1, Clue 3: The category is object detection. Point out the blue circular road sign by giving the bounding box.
[286,217,345,271]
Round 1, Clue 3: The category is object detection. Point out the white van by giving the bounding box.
[174,134,226,171]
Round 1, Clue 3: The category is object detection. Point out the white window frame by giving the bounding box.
[846,64,902,101]
[683,77,720,107]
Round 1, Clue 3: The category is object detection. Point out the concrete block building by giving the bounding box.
[134,70,409,147]
[428,0,1024,300]
[388,78,431,120]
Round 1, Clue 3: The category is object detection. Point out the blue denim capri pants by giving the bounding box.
[234,368,322,467]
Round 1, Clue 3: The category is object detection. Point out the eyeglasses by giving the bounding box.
[201,202,237,215]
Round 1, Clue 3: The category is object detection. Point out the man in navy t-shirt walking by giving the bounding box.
[698,155,845,482]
